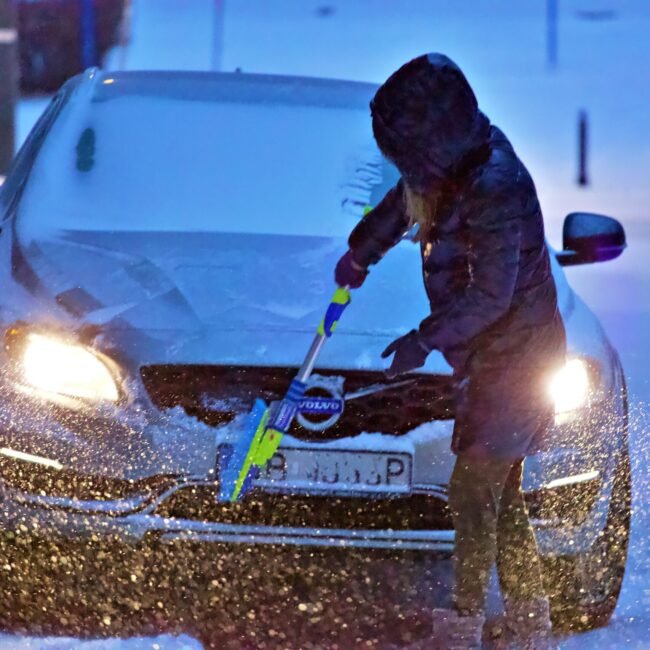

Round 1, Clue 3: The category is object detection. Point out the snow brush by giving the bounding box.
[218,286,351,502]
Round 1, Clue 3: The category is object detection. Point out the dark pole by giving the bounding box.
[577,110,589,186]
[0,0,17,176]
[547,0,558,68]
[80,0,97,69]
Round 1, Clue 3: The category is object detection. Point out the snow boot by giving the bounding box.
[430,608,485,649]
[491,597,557,650]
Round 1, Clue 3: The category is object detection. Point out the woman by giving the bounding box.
[335,53,565,649]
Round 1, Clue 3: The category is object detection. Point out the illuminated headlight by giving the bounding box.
[21,333,119,403]
[548,359,591,414]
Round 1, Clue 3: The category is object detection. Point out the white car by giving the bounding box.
[0,69,629,632]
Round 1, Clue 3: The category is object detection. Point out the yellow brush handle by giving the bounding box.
[317,287,351,337]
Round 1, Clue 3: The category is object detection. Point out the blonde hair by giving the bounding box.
[404,184,438,241]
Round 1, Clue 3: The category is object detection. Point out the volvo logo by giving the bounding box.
[296,375,416,433]
[296,376,345,432]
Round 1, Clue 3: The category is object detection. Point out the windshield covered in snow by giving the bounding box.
[16,73,400,244]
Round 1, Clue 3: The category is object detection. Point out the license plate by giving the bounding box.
[254,448,412,494]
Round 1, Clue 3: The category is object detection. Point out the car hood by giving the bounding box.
[6,229,595,485]
[16,229,455,373]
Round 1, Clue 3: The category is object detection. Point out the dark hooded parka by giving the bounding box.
[349,54,566,459]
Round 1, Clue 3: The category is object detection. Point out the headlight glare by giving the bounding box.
[548,358,590,414]
[22,333,119,403]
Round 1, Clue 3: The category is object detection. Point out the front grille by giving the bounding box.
[140,365,456,438]
[155,486,453,531]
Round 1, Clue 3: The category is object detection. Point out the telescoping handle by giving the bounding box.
[296,287,350,383]
[240,286,351,481]
[227,287,353,502]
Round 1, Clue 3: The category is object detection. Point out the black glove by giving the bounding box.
[381,330,430,379]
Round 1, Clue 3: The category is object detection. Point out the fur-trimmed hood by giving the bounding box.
[371,53,490,190]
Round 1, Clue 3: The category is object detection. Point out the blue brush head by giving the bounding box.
[217,398,268,501]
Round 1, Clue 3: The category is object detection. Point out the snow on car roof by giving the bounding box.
[17,70,399,244]
[92,70,379,110]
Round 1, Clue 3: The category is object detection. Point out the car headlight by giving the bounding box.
[20,333,120,403]
[548,358,591,414]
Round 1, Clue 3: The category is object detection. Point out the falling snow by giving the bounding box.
[4,1,650,649]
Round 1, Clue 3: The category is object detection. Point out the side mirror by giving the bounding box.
[556,212,626,267]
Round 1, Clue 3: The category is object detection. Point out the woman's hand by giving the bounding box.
[335,250,368,289]
[381,330,430,378]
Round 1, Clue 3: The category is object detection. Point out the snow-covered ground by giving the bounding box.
[9,1,650,647]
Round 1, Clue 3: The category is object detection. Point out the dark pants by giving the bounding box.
[448,454,546,615]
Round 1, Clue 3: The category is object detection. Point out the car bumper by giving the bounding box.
[0,476,453,552]
[0,383,625,558]
[0,463,608,557]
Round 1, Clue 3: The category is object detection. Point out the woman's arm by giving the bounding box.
[347,180,410,268]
